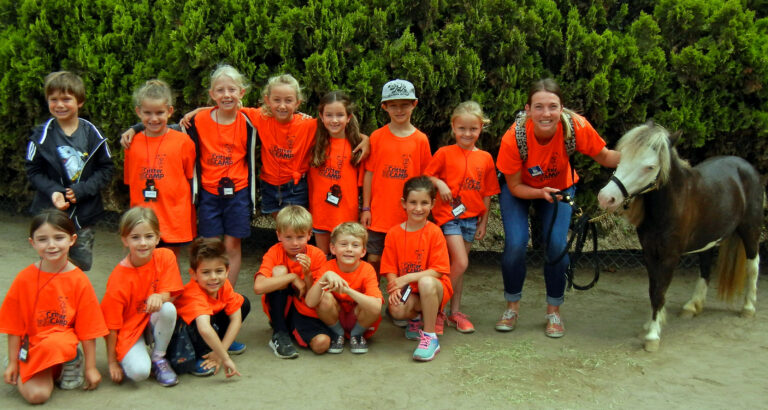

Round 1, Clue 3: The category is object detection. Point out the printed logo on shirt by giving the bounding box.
[141,167,165,180]
[37,296,68,327]
[269,145,294,160]
[462,167,484,191]
[207,153,233,166]
[318,165,341,180]
[381,154,411,180]
[57,145,88,181]
[540,151,562,181]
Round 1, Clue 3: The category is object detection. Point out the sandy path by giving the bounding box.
[0,213,766,409]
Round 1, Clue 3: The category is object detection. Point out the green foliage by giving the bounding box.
[0,0,767,212]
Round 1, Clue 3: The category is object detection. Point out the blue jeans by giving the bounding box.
[499,184,575,306]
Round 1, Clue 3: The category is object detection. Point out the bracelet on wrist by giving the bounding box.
[361,207,371,212]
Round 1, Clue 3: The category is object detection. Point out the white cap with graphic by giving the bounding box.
[381,79,417,102]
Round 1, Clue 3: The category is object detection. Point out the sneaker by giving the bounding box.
[269,332,299,359]
[349,335,368,354]
[405,318,423,340]
[151,358,179,386]
[228,341,246,355]
[412,331,440,361]
[58,348,84,390]
[392,318,408,327]
[328,334,344,354]
[435,311,446,336]
[191,359,215,377]
[495,309,518,332]
[545,313,565,338]
[447,311,476,333]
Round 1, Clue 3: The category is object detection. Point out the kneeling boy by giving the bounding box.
[174,238,250,377]
[253,205,328,358]
[306,222,383,354]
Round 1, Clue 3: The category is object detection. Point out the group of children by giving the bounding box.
[1,67,500,404]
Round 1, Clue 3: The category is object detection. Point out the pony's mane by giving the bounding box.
[616,123,690,186]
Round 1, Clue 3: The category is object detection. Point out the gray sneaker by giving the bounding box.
[269,332,299,359]
[349,336,368,354]
[58,348,84,390]
[328,334,344,354]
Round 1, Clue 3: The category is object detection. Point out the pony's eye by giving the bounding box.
[645,165,656,172]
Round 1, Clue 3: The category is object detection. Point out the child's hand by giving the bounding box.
[360,210,371,228]
[352,134,370,164]
[296,253,311,274]
[108,361,123,383]
[120,128,136,149]
[51,192,70,210]
[4,360,18,385]
[435,179,452,202]
[388,289,403,307]
[292,277,307,299]
[321,272,347,293]
[65,188,78,204]
[475,224,487,241]
[83,366,102,390]
[222,357,241,378]
[180,112,196,129]
[386,276,406,294]
[145,294,163,313]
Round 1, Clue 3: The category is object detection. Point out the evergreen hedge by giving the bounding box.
[1,0,767,212]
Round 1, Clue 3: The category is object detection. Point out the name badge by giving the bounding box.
[528,165,543,177]
[19,335,29,362]
[325,184,342,207]
[143,179,158,202]
[219,177,235,198]
[451,197,466,217]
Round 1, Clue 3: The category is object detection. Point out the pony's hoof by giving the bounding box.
[679,309,696,319]
[740,308,755,318]
[644,339,660,352]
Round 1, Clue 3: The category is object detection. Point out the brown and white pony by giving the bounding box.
[597,122,763,352]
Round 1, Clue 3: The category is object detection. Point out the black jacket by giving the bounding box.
[25,118,114,229]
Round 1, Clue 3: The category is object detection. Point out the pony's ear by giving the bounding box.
[669,130,683,146]
[644,119,655,128]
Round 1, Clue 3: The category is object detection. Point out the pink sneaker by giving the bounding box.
[435,311,446,336]
[447,311,476,333]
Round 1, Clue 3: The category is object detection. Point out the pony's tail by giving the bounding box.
[716,234,747,302]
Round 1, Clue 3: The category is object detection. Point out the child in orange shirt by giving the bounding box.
[381,176,452,362]
[0,209,108,404]
[307,91,364,255]
[174,237,250,378]
[101,207,184,387]
[361,79,432,275]
[124,80,196,257]
[424,101,501,333]
[305,222,383,354]
[253,205,328,358]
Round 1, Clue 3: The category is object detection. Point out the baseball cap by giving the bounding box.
[381,79,417,103]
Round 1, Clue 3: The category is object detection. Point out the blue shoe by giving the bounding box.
[228,341,246,355]
[191,359,215,377]
[151,358,179,387]
[412,331,440,361]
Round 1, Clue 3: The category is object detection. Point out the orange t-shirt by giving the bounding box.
[313,259,382,308]
[191,108,250,194]
[496,113,606,189]
[308,137,363,231]
[424,145,501,226]
[100,248,184,362]
[0,264,108,382]
[124,129,196,243]
[380,221,453,302]
[364,125,432,233]
[174,279,244,326]
[255,243,326,319]
[242,107,317,186]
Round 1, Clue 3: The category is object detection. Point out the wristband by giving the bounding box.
[361,207,371,212]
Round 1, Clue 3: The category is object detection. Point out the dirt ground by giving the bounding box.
[1,212,767,409]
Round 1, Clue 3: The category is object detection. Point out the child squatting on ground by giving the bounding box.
[253,205,327,359]
[305,222,383,354]
[25,71,114,272]
[1,209,108,404]
[173,237,250,377]
[101,207,183,387]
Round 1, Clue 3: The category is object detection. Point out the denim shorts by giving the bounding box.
[260,176,309,214]
[441,216,478,243]
[198,188,252,238]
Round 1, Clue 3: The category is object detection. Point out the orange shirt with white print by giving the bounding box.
[242,107,317,186]
[255,242,326,319]
[313,259,382,309]
[124,129,196,243]
[364,125,432,233]
[192,108,250,194]
[308,137,364,232]
[174,279,244,326]
[496,113,606,190]
[380,221,453,308]
[0,264,108,382]
[424,145,500,226]
[100,248,184,362]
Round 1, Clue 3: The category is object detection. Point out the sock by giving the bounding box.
[350,322,367,337]
[150,350,164,361]
[423,332,437,339]
[409,314,422,322]
[329,321,344,337]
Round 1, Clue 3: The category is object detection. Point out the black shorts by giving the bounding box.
[290,307,331,348]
